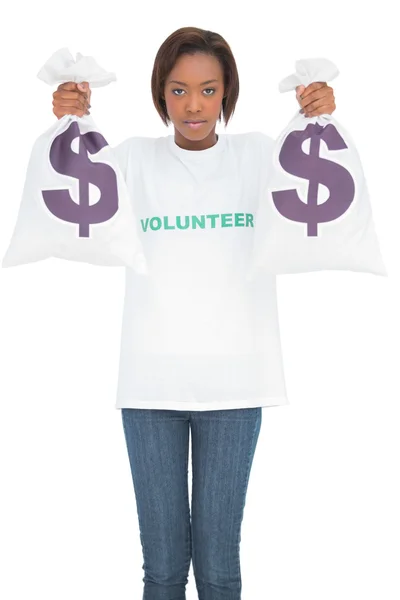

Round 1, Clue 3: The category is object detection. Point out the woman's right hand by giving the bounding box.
[52,81,92,120]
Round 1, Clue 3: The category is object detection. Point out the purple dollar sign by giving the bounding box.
[42,121,119,238]
[272,122,355,236]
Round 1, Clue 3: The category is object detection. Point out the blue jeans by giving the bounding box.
[121,407,262,600]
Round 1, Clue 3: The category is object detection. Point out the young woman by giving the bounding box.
[53,27,335,600]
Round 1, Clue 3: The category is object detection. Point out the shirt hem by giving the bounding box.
[115,396,289,411]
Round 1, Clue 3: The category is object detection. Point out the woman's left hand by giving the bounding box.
[295,82,336,117]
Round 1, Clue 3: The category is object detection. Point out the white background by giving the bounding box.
[0,1,398,599]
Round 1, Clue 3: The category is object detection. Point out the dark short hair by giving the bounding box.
[151,27,240,128]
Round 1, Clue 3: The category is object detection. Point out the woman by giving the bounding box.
[53,27,335,600]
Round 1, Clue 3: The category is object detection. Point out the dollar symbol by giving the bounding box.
[272,122,355,236]
[42,121,119,238]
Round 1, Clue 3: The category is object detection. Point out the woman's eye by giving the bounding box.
[172,88,216,96]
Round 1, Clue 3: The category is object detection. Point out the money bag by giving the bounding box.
[248,58,387,278]
[2,47,148,274]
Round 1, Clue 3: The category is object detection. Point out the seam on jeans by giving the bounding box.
[231,408,262,582]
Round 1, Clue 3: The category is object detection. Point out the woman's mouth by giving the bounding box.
[185,121,206,129]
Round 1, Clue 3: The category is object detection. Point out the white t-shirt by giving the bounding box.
[111,131,288,411]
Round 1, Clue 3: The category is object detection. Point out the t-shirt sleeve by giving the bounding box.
[258,131,274,172]
[258,131,275,153]
[254,131,275,196]
[109,138,133,182]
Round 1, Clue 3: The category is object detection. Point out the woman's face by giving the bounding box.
[163,53,225,151]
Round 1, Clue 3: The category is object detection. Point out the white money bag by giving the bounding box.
[248,58,387,278]
[2,47,148,273]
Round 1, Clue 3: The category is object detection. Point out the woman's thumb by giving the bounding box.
[296,85,305,98]
[77,82,88,92]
